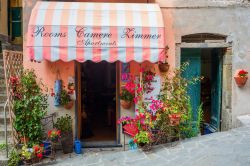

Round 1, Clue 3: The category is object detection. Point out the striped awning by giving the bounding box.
[26,2,165,63]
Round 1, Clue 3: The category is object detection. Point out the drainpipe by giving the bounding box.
[4,99,9,158]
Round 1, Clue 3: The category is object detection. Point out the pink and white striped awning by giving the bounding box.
[26,2,165,63]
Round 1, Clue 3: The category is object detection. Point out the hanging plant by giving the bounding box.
[234,69,248,87]
[158,46,169,73]
[158,62,170,73]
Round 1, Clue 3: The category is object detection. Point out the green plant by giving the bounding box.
[60,89,71,106]
[8,148,21,166]
[21,145,34,160]
[120,89,134,102]
[134,131,150,145]
[180,100,203,138]
[54,114,72,134]
[12,70,48,146]
[0,143,7,151]
[157,62,203,140]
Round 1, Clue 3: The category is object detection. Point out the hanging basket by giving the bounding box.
[168,113,181,126]
[120,100,132,109]
[64,101,74,110]
[234,76,248,87]
[158,63,170,73]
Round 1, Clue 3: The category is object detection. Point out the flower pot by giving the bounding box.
[20,136,29,144]
[61,132,73,154]
[168,113,181,126]
[42,141,51,156]
[158,63,170,73]
[120,100,132,109]
[234,76,248,87]
[64,101,74,110]
[23,157,40,165]
[68,85,75,91]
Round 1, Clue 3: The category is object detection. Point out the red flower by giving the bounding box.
[238,70,248,77]
[48,130,52,137]
[134,139,137,143]
[37,153,43,159]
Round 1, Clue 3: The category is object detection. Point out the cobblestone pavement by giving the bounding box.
[40,119,250,166]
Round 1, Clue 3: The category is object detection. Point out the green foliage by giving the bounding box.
[180,100,203,138]
[8,148,21,166]
[158,62,203,139]
[60,89,71,106]
[0,143,7,151]
[54,114,72,134]
[120,89,134,102]
[134,131,150,144]
[13,69,48,146]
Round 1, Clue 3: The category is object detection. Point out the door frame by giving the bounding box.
[75,61,120,143]
[176,41,233,131]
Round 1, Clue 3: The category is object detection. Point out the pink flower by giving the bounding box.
[133,97,138,104]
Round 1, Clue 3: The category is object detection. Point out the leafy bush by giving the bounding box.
[54,114,72,135]
[158,62,203,139]
[8,148,21,166]
[12,70,48,146]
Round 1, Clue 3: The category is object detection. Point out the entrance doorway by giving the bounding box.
[80,61,117,145]
[181,48,223,133]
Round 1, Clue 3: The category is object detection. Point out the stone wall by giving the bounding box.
[157,0,250,129]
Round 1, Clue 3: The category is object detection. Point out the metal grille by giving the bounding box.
[3,50,23,145]
[182,33,226,43]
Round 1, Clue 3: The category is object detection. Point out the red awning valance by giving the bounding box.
[26,2,165,63]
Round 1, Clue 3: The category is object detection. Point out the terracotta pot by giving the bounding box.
[61,132,73,154]
[20,136,29,144]
[234,76,248,87]
[120,100,132,109]
[64,101,74,110]
[158,63,170,73]
[168,113,181,126]
[68,85,75,91]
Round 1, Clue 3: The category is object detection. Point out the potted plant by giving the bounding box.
[120,89,134,109]
[61,89,74,109]
[54,114,73,154]
[168,113,181,126]
[158,62,170,73]
[158,46,169,73]
[234,69,248,87]
[21,145,35,165]
[48,128,61,142]
[68,82,75,91]
[134,131,150,147]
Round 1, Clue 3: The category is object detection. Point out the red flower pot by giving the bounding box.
[64,101,74,110]
[168,113,181,126]
[120,100,132,109]
[234,76,248,87]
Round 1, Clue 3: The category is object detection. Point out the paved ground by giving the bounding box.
[39,116,250,166]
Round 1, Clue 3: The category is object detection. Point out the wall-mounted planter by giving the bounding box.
[120,100,132,109]
[234,76,248,87]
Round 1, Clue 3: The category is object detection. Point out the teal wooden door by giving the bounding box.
[211,49,222,130]
[181,48,201,120]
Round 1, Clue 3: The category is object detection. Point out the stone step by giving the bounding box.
[0,80,5,86]
[0,86,6,94]
[0,103,5,112]
[0,94,7,104]
[0,127,12,138]
[0,113,10,125]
